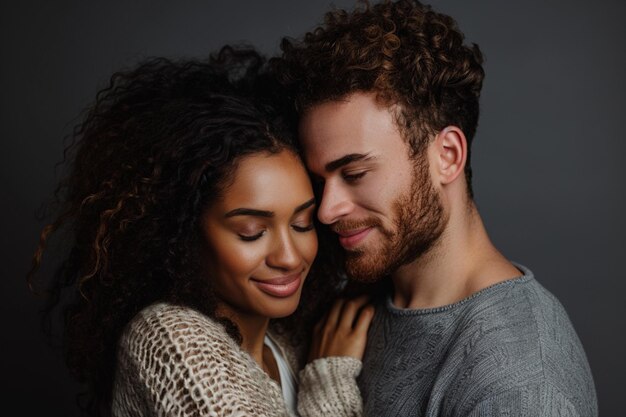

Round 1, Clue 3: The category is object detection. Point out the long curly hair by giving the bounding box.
[272,0,485,197]
[28,46,342,416]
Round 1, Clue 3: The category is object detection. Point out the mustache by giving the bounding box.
[331,218,382,234]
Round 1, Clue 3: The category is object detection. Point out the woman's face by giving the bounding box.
[201,149,318,320]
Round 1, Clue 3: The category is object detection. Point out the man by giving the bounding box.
[275,0,597,416]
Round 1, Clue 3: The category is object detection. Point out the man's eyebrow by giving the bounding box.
[324,153,374,172]
[225,208,274,218]
[294,198,315,214]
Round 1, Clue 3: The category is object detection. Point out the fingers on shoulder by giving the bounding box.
[338,295,375,331]
[353,304,375,334]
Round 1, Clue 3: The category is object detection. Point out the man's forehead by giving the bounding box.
[299,126,359,163]
[298,111,371,154]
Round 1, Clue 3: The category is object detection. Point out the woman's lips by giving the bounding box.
[337,227,372,249]
[251,273,302,298]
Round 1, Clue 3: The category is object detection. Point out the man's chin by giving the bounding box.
[345,251,389,283]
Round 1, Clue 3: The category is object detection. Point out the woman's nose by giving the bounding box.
[266,232,302,271]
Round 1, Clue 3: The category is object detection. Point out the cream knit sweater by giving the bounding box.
[112,303,362,417]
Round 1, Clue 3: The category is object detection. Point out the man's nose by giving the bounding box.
[317,181,354,225]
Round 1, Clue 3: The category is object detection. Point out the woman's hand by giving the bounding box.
[308,294,375,362]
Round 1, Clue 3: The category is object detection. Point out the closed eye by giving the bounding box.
[342,171,367,183]
[292,223,315,233]
[238,231,265,241]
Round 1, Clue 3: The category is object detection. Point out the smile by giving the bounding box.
[251,273,302,298]
[337,227,372,249]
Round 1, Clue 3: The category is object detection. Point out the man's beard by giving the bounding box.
[342,157,447,282]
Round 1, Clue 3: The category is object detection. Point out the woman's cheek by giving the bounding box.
[299,232,319,266]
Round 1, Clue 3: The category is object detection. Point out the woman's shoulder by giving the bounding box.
[116,302,270,396]
[119,302,238,359]
[114,308,289,416]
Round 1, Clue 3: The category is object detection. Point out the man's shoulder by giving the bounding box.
[445,267,597,416]
[459,265,576,345]
[457,267,588,371]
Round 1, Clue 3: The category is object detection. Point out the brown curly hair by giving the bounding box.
[273,0,484,196]
[28,46,342,416]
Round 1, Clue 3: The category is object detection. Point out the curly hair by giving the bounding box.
[28,46,342,416]
[273,0,485,196]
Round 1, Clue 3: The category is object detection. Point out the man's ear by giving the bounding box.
[432,126,467,185]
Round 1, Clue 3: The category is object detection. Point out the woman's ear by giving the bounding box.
[432,126,467,185]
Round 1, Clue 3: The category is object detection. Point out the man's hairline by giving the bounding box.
[297,90,436,159]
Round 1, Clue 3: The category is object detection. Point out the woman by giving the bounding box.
[28,46,372,416]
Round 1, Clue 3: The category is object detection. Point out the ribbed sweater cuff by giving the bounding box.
[297,356,362,417]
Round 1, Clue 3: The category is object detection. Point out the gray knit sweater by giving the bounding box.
[358,264,597,416]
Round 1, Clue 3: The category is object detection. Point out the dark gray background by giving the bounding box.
[2,0,624,415]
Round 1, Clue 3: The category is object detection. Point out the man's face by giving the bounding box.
[299,92,446,282]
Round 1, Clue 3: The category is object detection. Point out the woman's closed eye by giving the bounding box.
[292,223,315,233]
[237,222,313,240]
[238,230,265,241]
[237,225,266,241]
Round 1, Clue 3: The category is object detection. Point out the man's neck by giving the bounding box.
[391,204,521,309]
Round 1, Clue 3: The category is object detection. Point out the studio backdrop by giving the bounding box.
[1,1,624,415]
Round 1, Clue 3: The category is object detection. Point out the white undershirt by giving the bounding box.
[264,334,298,415]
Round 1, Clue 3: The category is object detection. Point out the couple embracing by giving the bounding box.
[30,1,597,416]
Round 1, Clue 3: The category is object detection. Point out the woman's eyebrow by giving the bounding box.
[293,198,315,214]
[223,198,315,218]
[224,208,273,218]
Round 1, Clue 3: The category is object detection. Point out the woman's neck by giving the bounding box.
[215,302,280,382]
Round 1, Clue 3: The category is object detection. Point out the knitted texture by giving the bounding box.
[112,303,363,417]
[298,357,363,417]
[358,264,598,417]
